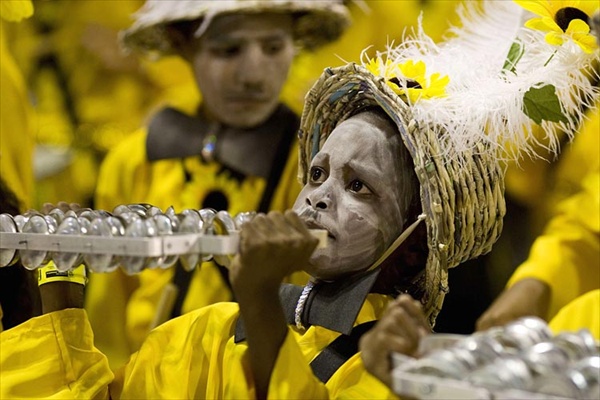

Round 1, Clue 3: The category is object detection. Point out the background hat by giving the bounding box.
[121,0,351,58]
[298,0,599,325]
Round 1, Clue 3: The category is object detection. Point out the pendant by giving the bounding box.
[201,134,217,163]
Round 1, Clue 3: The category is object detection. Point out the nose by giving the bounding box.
[237,44,266,90]
[306,191,331,210]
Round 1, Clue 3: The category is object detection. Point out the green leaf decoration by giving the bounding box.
[522,84,568,124]
[502,40,524,74]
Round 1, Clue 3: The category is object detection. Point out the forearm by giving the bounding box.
[38,264,86,314]
[237,287,288,400]
[39,281,85,314]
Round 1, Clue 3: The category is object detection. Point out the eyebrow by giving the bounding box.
[206,31,290,43]
[345,159,384,181]
[311,152,329,167]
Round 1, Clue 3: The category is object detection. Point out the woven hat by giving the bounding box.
[121,0,350,58]
[298,1,599,325]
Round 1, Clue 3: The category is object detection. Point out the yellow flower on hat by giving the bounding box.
[364,56,449,103]
[397,60,449,103]
[514,0,598,53]
[365,56,403,95]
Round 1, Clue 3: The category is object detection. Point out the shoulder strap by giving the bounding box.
[169,261,194,320]
[309,320,377,384]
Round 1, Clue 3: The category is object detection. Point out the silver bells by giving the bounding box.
[393,317,599,400]
[0,203,257,274]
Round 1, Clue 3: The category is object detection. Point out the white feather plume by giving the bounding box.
[363,0,599,161]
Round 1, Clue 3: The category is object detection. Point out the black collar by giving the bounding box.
[146,103,297,164]
[234,269,381,343]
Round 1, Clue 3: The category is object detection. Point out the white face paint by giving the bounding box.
[293,112,410,280]
[187,13,295,128]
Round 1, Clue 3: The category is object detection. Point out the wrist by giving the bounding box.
[38,263,87,287]
[38,263,86,313]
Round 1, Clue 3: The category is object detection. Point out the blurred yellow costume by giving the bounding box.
[0,309,113,399]
[508,169,600,338]
[506,109,600,338]
[0,0,35,209]
[549,289,600,339]
[7,0,194,208]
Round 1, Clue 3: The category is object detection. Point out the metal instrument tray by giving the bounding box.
[0,230,327,257]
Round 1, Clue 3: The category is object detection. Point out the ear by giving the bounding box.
[371,221,428,299]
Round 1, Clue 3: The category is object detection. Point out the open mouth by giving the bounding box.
[303,219,335,240]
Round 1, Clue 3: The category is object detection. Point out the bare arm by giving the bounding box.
[230,210,318,399]
[476,278,550,331]
[39,281,85,314]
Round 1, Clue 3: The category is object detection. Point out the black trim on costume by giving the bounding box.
[232,270,381,384]
[169,261,194,320]
[310,320,377,383]
[257,107,298,213]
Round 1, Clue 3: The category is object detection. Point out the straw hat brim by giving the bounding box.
[121,0,350,57]
[298,64,506,325]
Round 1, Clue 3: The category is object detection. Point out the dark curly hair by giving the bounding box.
[0,178,41,330]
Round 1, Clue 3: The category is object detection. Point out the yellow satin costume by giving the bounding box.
[115,294,396,399]
[0,309,113,399]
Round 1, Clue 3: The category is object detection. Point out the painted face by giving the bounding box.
[187,13,295,128]
[293,112,410,280]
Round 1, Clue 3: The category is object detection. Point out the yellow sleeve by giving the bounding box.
[0,308,113,399]
[113,303,255,399]
[549,289,600,340]
[508,171,600,319]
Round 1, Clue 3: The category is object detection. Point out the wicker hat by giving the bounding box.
[121,0,350,57]
[298,1,599,324]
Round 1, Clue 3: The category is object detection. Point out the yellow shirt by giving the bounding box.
[549,289,600,340]
[0,308,113,399]
[114,294,396,399]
